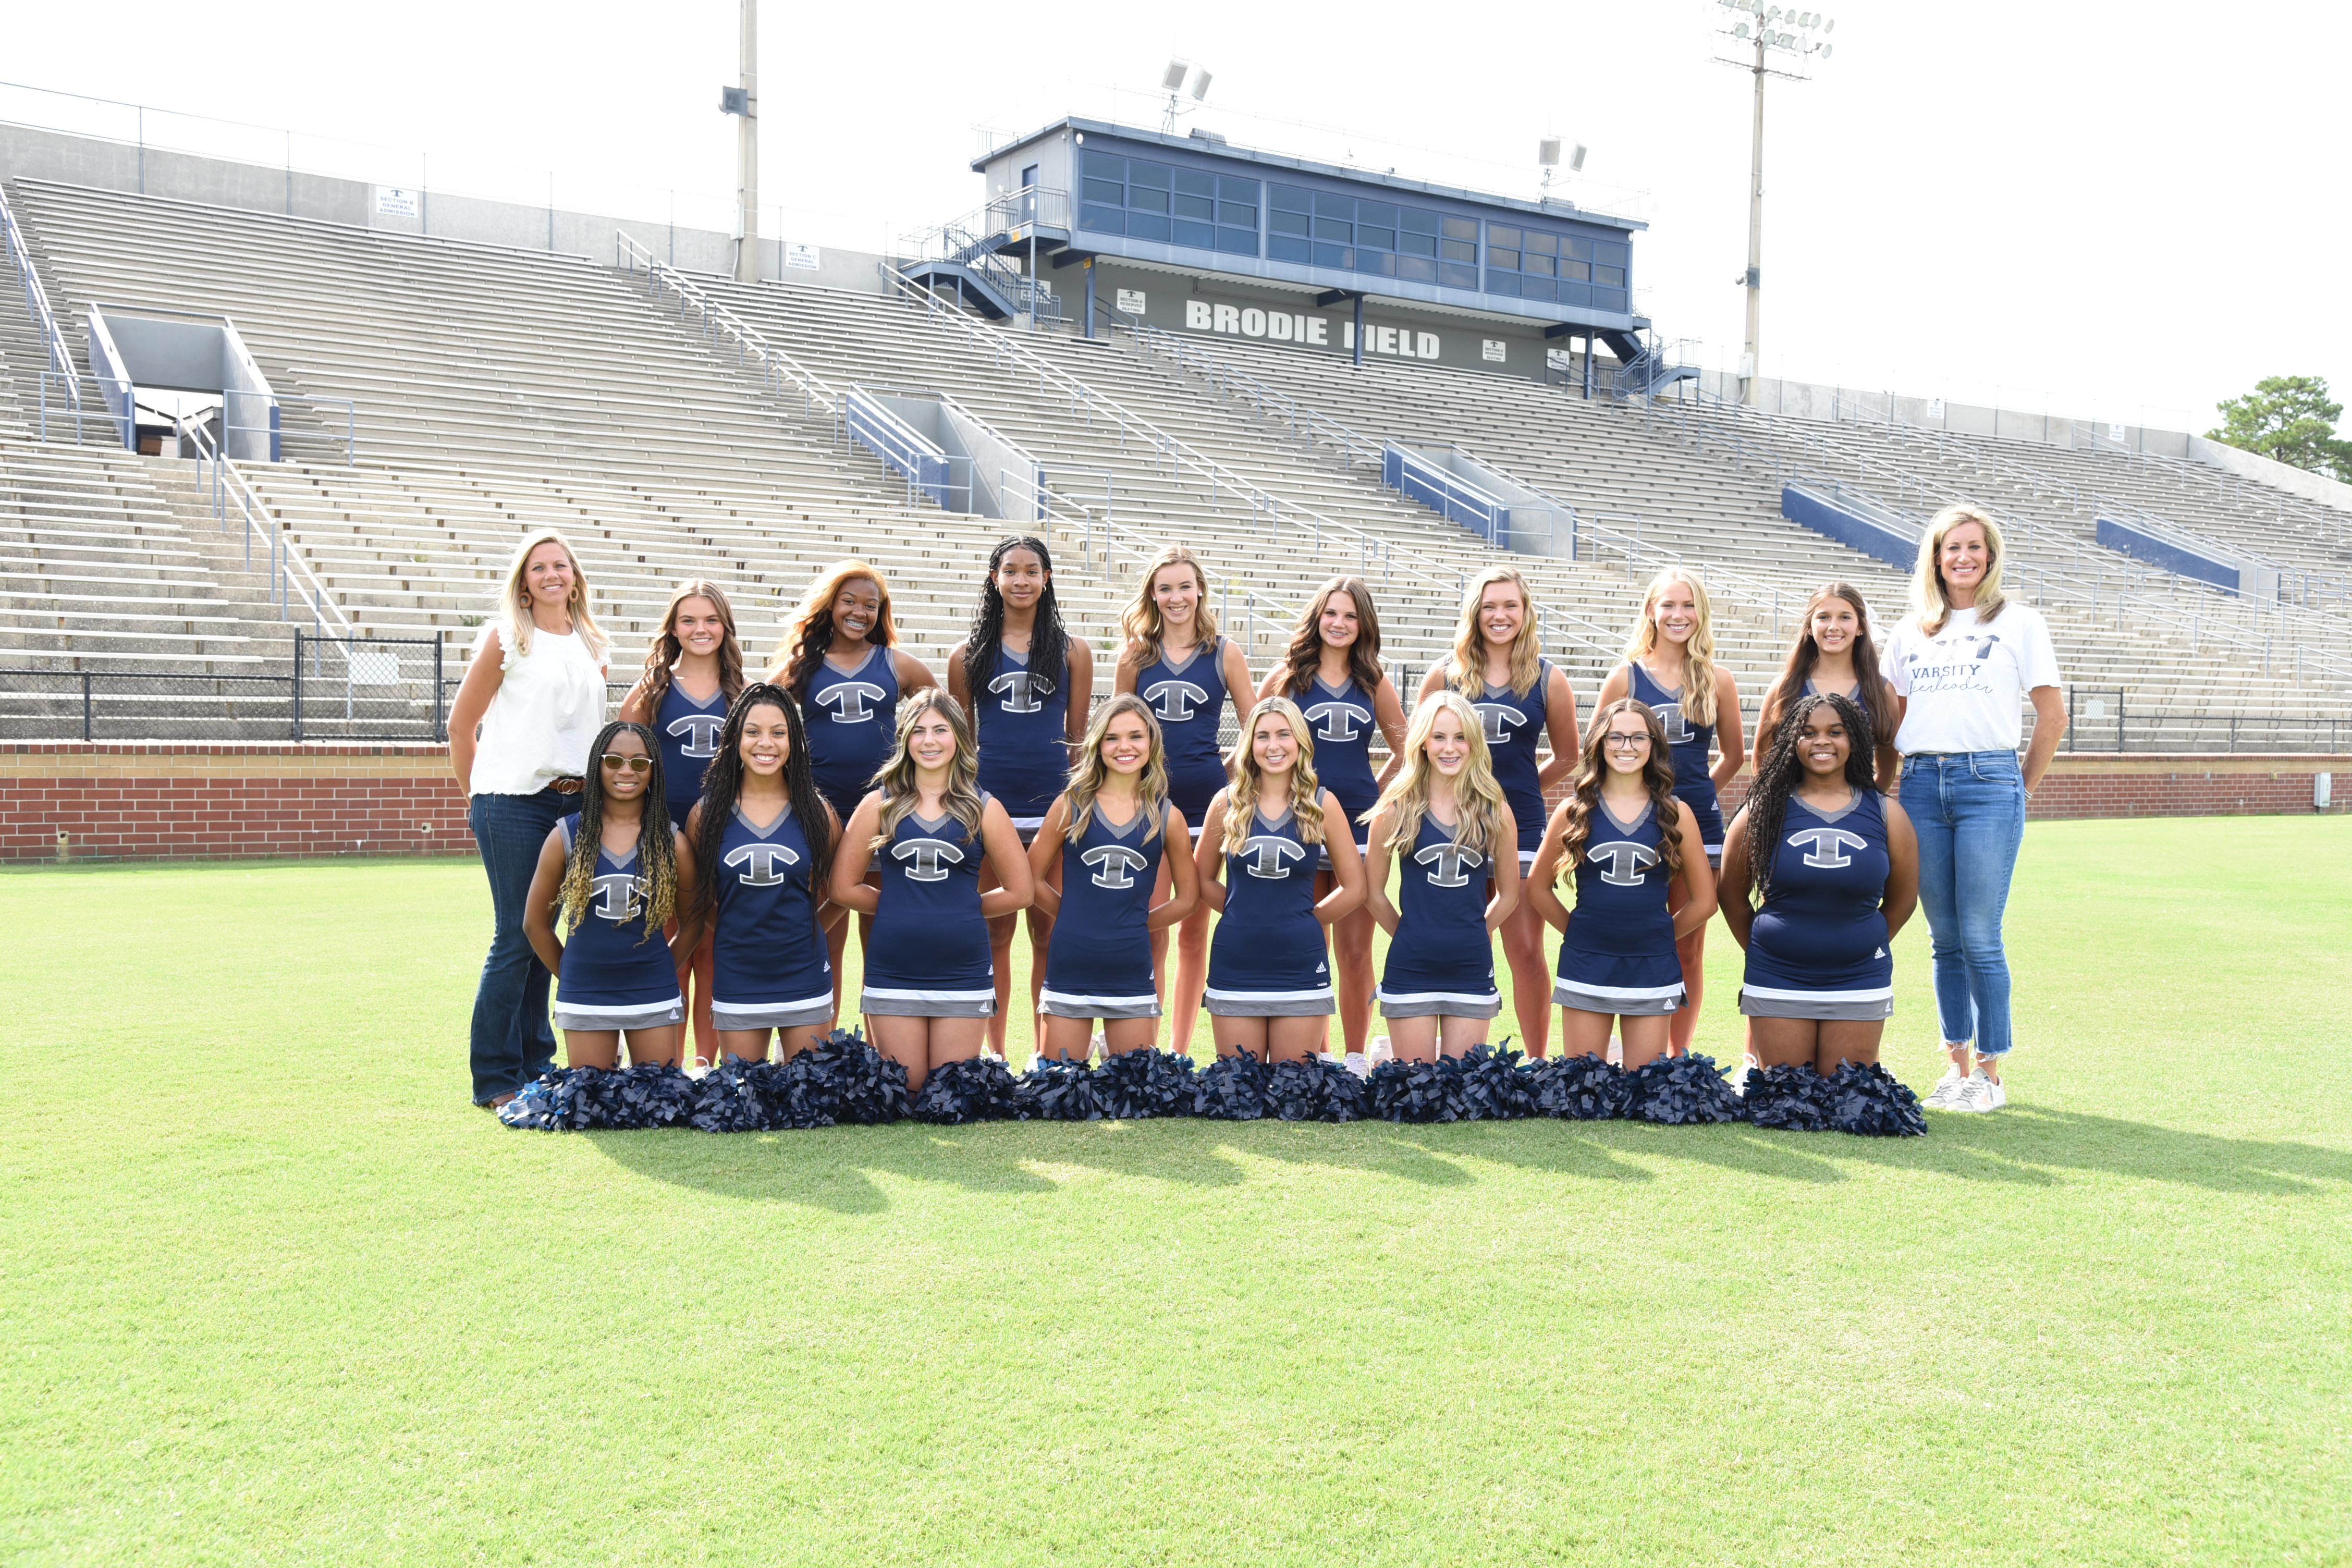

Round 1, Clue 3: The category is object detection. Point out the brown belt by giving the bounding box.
[549,776,585,794]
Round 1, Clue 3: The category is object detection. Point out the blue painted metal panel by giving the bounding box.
[1385,444,1504,545]
[848,392,953,510]
[1781,486,1916,569]
[2096,516,2245,596]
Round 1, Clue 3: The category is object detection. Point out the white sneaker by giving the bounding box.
[1923,1065,1968,1109]
[1950,1070,2006,1112]
[1342,1051,1369,1079]
[1367,1036,1394,1068]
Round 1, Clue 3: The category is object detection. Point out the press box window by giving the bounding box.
[1080,155,1260,256]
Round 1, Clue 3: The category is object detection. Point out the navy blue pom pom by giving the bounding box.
[909,1056,1020,1124]
[685,1061,774,1133]
[1093,1048,1198,1119]
[1821,1061,1928,1136]
[1191,1052,1271,1120]
[1014,1058,1110,1121]
[1367,1056,1461,1123]
[1528,1052,1630,1120]
[1625,1052,1745,1125]
[1452,1043,1536,1120]
[1265,1055,1367,1122]
[498,1067,596,1130]
[1742,1063,1833,1132]
[784,1030,910,1126]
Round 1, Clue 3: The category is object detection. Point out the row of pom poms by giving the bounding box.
[498,1032,1926,1136]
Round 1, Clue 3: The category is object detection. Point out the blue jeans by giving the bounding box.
[1898,752,2027,1058]
[468,789,571,1101]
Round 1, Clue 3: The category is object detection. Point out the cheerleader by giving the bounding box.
[1417,567,1579,1057]
[1362,691,1518,1062]
[1192,699,1366,1063]
[1115,545,1253,1054]
[619,579,744,1068]
[681,682,840,1063]
[828,691,1033,1094]
[1526,699,1715,1072]
[947,537,1094,1055]
[1597,569,1745,1058]
[521,720,696,1069]
[770,561,937,1015]
[1258,576,1407,1066]
[1756,582,1904,792]
[1719,693,1919,1074]
[1026,693,1199,1061]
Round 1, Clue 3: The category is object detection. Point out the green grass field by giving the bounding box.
[4,817,2347,1565]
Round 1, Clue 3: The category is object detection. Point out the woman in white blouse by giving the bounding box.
[1884,506,2066,1114]
[447,530,611,1108]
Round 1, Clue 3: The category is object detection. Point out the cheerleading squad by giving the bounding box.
[453,503,2064,1121]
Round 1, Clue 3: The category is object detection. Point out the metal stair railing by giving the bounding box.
[178,411,354,638]
[0,184,77,411]
[1100,302,1384,473]
[615,229,839,418]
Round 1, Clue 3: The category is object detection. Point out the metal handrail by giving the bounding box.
[615,228,838,416]
[180,412,353,637]
[0,184,77,408]
[1105,304,1384,471]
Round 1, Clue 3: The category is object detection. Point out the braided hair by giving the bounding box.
[1554,697,1684,886]
[1741,692,1878,900]
[961,536,1069,731]
[688,682,835,927]
[557,719,678,944]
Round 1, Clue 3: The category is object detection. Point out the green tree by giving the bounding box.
[2207,375,2352,480]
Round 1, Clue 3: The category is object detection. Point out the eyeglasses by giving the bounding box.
[599,754,653,775]
[1603,733,1650,750]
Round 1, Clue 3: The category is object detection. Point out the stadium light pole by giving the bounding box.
[1714,1,1835,407]
[719,0,760,282]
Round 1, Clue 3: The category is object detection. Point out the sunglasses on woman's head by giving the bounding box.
[600,753,653,775]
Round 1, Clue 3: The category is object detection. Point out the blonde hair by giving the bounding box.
[1120,545,1222,660]
[1623,568,1721,727]
[869,689,985,852]
[1370,691,1509,861]
[495,529,607,663]
[1447,566,1544,700]
[1221,696,1326,855]
[1063,693,1169,842]
[1913,504,2011,635]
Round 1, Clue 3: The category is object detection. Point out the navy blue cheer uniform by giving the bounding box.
[803,644,899,820]
[551,815,684,1033]
[1376,814,1501,1019]
[1467,659,1553,871]
[708,805,832,1033]
[1739,789,1895,1021]
[1552,800,1685,1016]
[1136,640,1229,836]
[973,645,1069,839]
[654,681,727,832]
[1629,663,1725,864]
[1203,803,1332,1016]
[1300,675,1379,864]
[1039,802,1168,1020]
[860,795,995,1018]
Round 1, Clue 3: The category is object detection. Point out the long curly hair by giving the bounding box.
[1062,692,1170,843]
[1276,575,1385,699]
[1741,692,1879,901]
[962,536,1070,732]
[1553,697,1683,887]
[1447,566,1544,700]
[1369,690,1508,860]
[1222,696,1326,855]
[771,560,898,699]
[1623,567,1721,728]
[1758,582,1892,742]
[632,579,744,714]
[557,719,678,943]
[688,682,836,927]
[1119,544,1223,663]
[871,688,985,853]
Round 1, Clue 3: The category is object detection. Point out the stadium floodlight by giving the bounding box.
[1160,59,1212,130]
[1713,4,1839,407]
[1191,69,1212,101]
[1162,59,1190,91]
[1539,137,1562,166]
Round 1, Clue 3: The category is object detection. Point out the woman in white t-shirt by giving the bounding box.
[1883,506,2066,1113]
[446,529,611,1108]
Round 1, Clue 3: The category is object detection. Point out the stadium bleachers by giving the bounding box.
[2,174,2345,751]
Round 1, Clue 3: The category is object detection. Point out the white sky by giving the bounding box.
[6,0,2344,434]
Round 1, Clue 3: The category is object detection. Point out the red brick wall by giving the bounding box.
[3,745,2344,864]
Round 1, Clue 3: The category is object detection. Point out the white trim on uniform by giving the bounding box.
[1038,987,1161,1011]
[1376,987,1502,1008]
[549,995,684,1021]
[1740,982,1894,1002]
[1553,978,1686,1002]
[1203,984,1335,1003]
[709,991,834,1028]
[860,985,999,1003]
